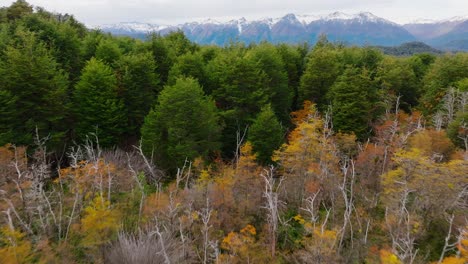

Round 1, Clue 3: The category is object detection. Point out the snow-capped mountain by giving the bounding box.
[98,12,467,49]
[403,16,468,50]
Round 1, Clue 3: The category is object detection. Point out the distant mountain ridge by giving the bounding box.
[99,12,468,50]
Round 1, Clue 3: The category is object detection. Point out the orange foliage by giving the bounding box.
[408,129,455,161]
[291,100,315,125]
[59,159,119,196]
[220,224,268,263]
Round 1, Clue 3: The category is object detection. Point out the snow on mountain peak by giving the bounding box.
[440,15,468,23]
[408,15,467,25]
[98,12,399,33]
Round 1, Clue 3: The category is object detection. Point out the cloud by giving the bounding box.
[2,0,467,25]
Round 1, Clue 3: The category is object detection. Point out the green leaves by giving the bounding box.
[248,105,284,164]
[73,58,126,147]
[328,67,378,139]
[141,77,221,169]
[0,29,68,147]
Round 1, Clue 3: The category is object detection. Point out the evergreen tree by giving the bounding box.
[0,90,17,145]
[148,33,175,85]
[167,52,207,88]
[376,57,420,111]
[0,29,68,147]
[73,58,126,147]
[116,52,159,140]
[6,0,32,21]
[328,67,378,139]
[421,53,468,114]
[299,46,342,109]
[207,49,269,156]
[276,44,305,110]
[141,77,221,169]
[246,43,292,124]
[95,38,122,66]
[248,105,284,164]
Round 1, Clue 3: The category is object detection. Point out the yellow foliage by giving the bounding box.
[0,226,34,264]
[438,257,466,264]
[197,169,212,188]
[240,224,257,236]
[221,224,258,262]
[237,142,259,174]
[408,129,454,161]
[293,214,306,225]
[382,147,468,214]
[379,249,402,264]
[79,196,120,248]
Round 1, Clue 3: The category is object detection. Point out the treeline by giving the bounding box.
[0,1,468,263]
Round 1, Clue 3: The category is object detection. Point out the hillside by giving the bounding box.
[374,41,443,55]
[100,12,468,50]
[1,1,468,264]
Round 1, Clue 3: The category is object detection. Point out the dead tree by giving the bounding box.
[261,166,284,258]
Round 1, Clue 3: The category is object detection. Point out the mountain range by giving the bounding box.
[98,12,468,51]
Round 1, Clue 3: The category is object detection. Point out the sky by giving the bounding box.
[2,0,468,26]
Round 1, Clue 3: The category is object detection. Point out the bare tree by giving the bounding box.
[261,166,284,258]
[338,158,356,251]
[385,189,419,264]
[197,197,213,264]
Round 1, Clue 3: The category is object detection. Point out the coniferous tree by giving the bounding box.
[6,0,32,21]
[73,58,126,147]
[248,105,284,164]
[116,52,159,140]
[167,52,207,88]
[299,45,342,109]
[328,67,378,139]
[141,77,221,169]
[0,29,68,147]
[148,33,175,85]
[246,43,292,124]
[95,38,122,66]
[0,90,17,145]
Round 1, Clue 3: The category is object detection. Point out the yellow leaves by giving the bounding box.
[240,224,257,236]
[221,224,258,262]
[0,226,34,264]
[379,249,402,264]
[79,196,120,248]
[293,214,306,225]
[196,169,211,188]
[408,129,454,161]
[438,256,466,264]
[237,142,259,174]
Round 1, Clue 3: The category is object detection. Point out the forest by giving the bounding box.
[0,1,467,263]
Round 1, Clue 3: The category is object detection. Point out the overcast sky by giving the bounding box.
[2,0,467,26]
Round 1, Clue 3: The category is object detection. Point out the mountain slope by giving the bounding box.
[403,16,468,50]
[99,12,416,46]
